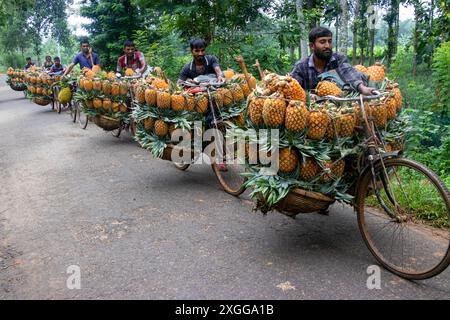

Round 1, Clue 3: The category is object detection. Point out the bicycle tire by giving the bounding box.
[77,104,88,129]
[211,122,246,197]
[356,157,450,280]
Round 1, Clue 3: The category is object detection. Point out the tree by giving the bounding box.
[384,0,400,66]
[80,0,144,69]
[338,0,349,54]
[351,0,360,64]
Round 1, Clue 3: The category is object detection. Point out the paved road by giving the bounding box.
[0,80,449,300]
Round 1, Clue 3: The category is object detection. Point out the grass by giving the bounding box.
[365,166,449,228]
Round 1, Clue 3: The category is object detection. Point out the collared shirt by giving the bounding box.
[179,55,220,81]
[290,53,367,91]
[72,52,101,69]
[50,64,66,73]
[117,51,146,73]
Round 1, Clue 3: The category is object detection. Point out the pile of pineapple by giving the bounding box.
[23,68,57,105]
[238,63,406,211]
[6,68,27,91]
[132,68,251,159]
[75,66,131,124]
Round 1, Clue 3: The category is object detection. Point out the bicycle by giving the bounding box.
[167,78,247,196]
[314,91,450,280]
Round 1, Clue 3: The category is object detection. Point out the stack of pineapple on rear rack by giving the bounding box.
[132,67,250,159]
[23,67,55,106]
[229,61,407,215]
[6,68,27,91]
[74,67,131,129]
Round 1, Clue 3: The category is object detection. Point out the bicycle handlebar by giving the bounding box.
[316,90,384,103]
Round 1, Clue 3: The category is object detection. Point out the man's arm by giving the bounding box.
[336,54,374,95]
[177,64,191,86]
[135,52,147,74]
[63,63,75,76]
[209,56,224,82]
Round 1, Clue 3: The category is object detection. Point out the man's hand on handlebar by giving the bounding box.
[358,83,377,96]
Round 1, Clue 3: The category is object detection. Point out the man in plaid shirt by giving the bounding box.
[291,27,375,96]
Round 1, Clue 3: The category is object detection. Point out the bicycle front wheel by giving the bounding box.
[77,103,88,129]
[356,157,450,280]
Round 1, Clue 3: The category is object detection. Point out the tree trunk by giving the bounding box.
[369,29,375,65]
[289,46,295,65]
[429,0,435,66]
[307,0,318,29]
[296,0,309,59]
[413,2,419,77]
[386,0,400,66]
[352,0,360,65]
[338,0,349,55]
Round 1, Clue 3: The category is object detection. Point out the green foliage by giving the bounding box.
[432,41,450,109]
[80,0,143,70]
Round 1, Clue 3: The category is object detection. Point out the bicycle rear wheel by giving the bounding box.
[77,103,88,129]
[211,122,246,196]
[356,157,450,280]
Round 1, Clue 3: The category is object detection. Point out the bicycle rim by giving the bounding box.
[357,158,450,279]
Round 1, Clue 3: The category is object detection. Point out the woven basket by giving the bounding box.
[93,115,121,131]
[162,144,197,162]
[270,188,335,217]
[10,83,27,91]
[33,96,51,106]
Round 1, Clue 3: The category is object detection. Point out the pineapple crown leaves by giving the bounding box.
[134,125,169,158]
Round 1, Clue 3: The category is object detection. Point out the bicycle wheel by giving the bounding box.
[77,103,88,129]
[356,157,450,280]
[173,162,190,171]
[211,122,247,196]
[111,127,122,138]
[69,101,76,122]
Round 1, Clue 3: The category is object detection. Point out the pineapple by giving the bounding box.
[212,91,223,108]
[230,83,245,103]
[223,69,235,80]
[119,82,128,95]
[156,91,171,109]
[154,119,169,137]
[184,93,195,112]
[248,96,266,126]
[393,87,403,111]
[320,159,345,183]
[384,97,397,120]
[93,98,102,109]
[277,76,306,102]
[125,68,134,76]
[152,77,169,90]
[93,79,102,91]
[307,108,330,140]
[262,97,287,127]
[236,112,245,126]
[367,62,385,81]
[218,88,233,107]
[144,87,157,106]
[354,64,369,75]
[171,93,185,111]
[111,82,120,96]
[84,79,93,91]
[107,71,116,80]
[300,159,319,181]
[119,103,128,113]
[85,100,94,109]
[102,98,112,112]
[325,116,337,140]
[102,80,112,95]
[285,100,308,133]
[195,94,208,114]
[278,148,299,173]
[368,102,387,127]
[262,73,280,95]
[92,65,102,74]
[112,102,120,112]
[135,85,146,104]
[336,112,356,137]
[316,80,342,97]
[143,118,154,130]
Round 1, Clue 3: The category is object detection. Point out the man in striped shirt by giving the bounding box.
[291,27,375,96]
